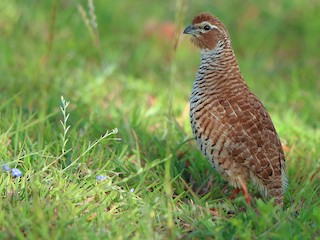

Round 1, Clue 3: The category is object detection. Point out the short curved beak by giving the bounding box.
[183,25,195,35]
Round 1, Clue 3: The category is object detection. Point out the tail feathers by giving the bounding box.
[281,158,288,192]
[267,184,284,206]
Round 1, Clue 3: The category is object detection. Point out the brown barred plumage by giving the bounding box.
[184,12,287,206]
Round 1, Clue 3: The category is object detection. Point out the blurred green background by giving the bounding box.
[1,0,319,128]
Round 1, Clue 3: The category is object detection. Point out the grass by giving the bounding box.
[0,0,320,239]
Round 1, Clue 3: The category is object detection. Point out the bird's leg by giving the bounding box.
[230,188,241,200]
[206,175,213,190]
[238,178,251,205]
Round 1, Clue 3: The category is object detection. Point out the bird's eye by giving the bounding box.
[203,25,211,31]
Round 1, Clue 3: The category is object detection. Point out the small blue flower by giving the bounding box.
[11,168,22,178]
[96,175,107,181]
[130,188,134,193]
[3,164,11,172]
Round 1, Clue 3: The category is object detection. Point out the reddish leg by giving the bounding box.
[238,178,251,205]
[229,178,252,205]
[230,188,241,200]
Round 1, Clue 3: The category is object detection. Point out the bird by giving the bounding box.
[183,12,287,206]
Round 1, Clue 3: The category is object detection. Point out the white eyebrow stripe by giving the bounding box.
[203,21,216,26]
[210,25,218,30]
[197,21,219,30]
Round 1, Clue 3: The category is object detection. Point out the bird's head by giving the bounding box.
[183,12,230,51]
